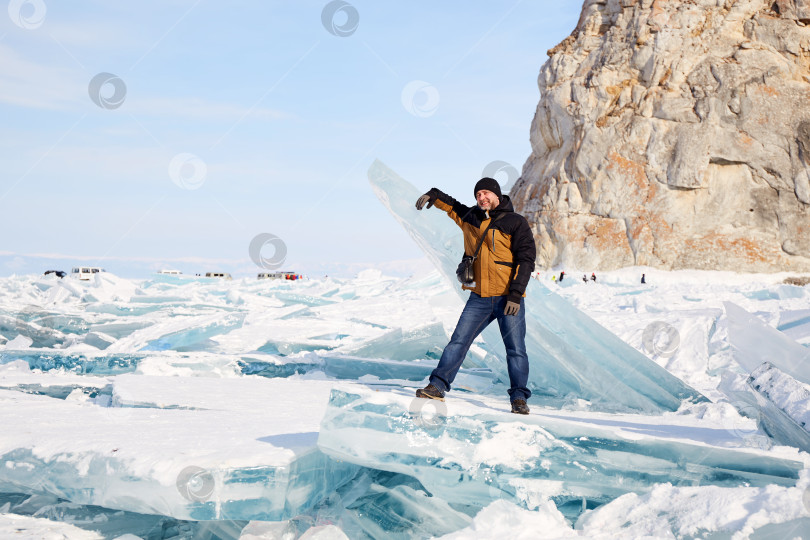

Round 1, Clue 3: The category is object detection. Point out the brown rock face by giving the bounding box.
[511,0,810,271]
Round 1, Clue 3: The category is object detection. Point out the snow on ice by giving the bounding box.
[0,163,808,538]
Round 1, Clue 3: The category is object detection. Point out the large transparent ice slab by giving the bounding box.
[725,301,810,384]
[318,387,804,512]
[0,379,359,521]
[368,160,705,413]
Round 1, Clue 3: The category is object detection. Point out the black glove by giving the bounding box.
[415,188,440,210]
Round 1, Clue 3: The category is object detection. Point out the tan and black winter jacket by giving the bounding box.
[428,188,536,302]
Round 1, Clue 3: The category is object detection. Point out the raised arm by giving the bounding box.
[415,187,472,229]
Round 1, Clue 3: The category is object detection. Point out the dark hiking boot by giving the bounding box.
[415,384,445,401]
[511,399,530,415]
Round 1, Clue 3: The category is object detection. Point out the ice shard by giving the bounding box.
[107,312,246,353]
[317,387,804,512]
[721,302,810,452]
[368,160,705,413]
[746,363,810,453]
[338,323,446,361]
[725,301,810,384]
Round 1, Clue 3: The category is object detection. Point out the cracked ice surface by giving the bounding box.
[368,160,705,413]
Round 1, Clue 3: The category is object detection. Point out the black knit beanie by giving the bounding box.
[473,177,502,200]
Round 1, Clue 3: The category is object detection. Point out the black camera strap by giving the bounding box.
[469,213,504,260]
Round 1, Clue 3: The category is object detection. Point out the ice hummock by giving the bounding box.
[0,378,359,521]
[318,386,803,514]
[368,159,705,413]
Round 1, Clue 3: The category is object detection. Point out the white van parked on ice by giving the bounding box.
[71,267,105,280]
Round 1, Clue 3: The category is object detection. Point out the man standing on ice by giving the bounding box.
[413,178,536,414]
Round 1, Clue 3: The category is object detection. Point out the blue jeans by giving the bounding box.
[430,292,531,402]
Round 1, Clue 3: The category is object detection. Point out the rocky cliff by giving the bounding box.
[511,0,810,271]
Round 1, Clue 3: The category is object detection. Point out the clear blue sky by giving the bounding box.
[0,0,582,277]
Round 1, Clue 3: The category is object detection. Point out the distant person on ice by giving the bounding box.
[414,178,536,414]
[641,273,646,284]
[559,271,565,282]
[591,272,596,282]
[582,274,588,283]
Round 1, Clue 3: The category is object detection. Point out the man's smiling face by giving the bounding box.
[476,189,500,211]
